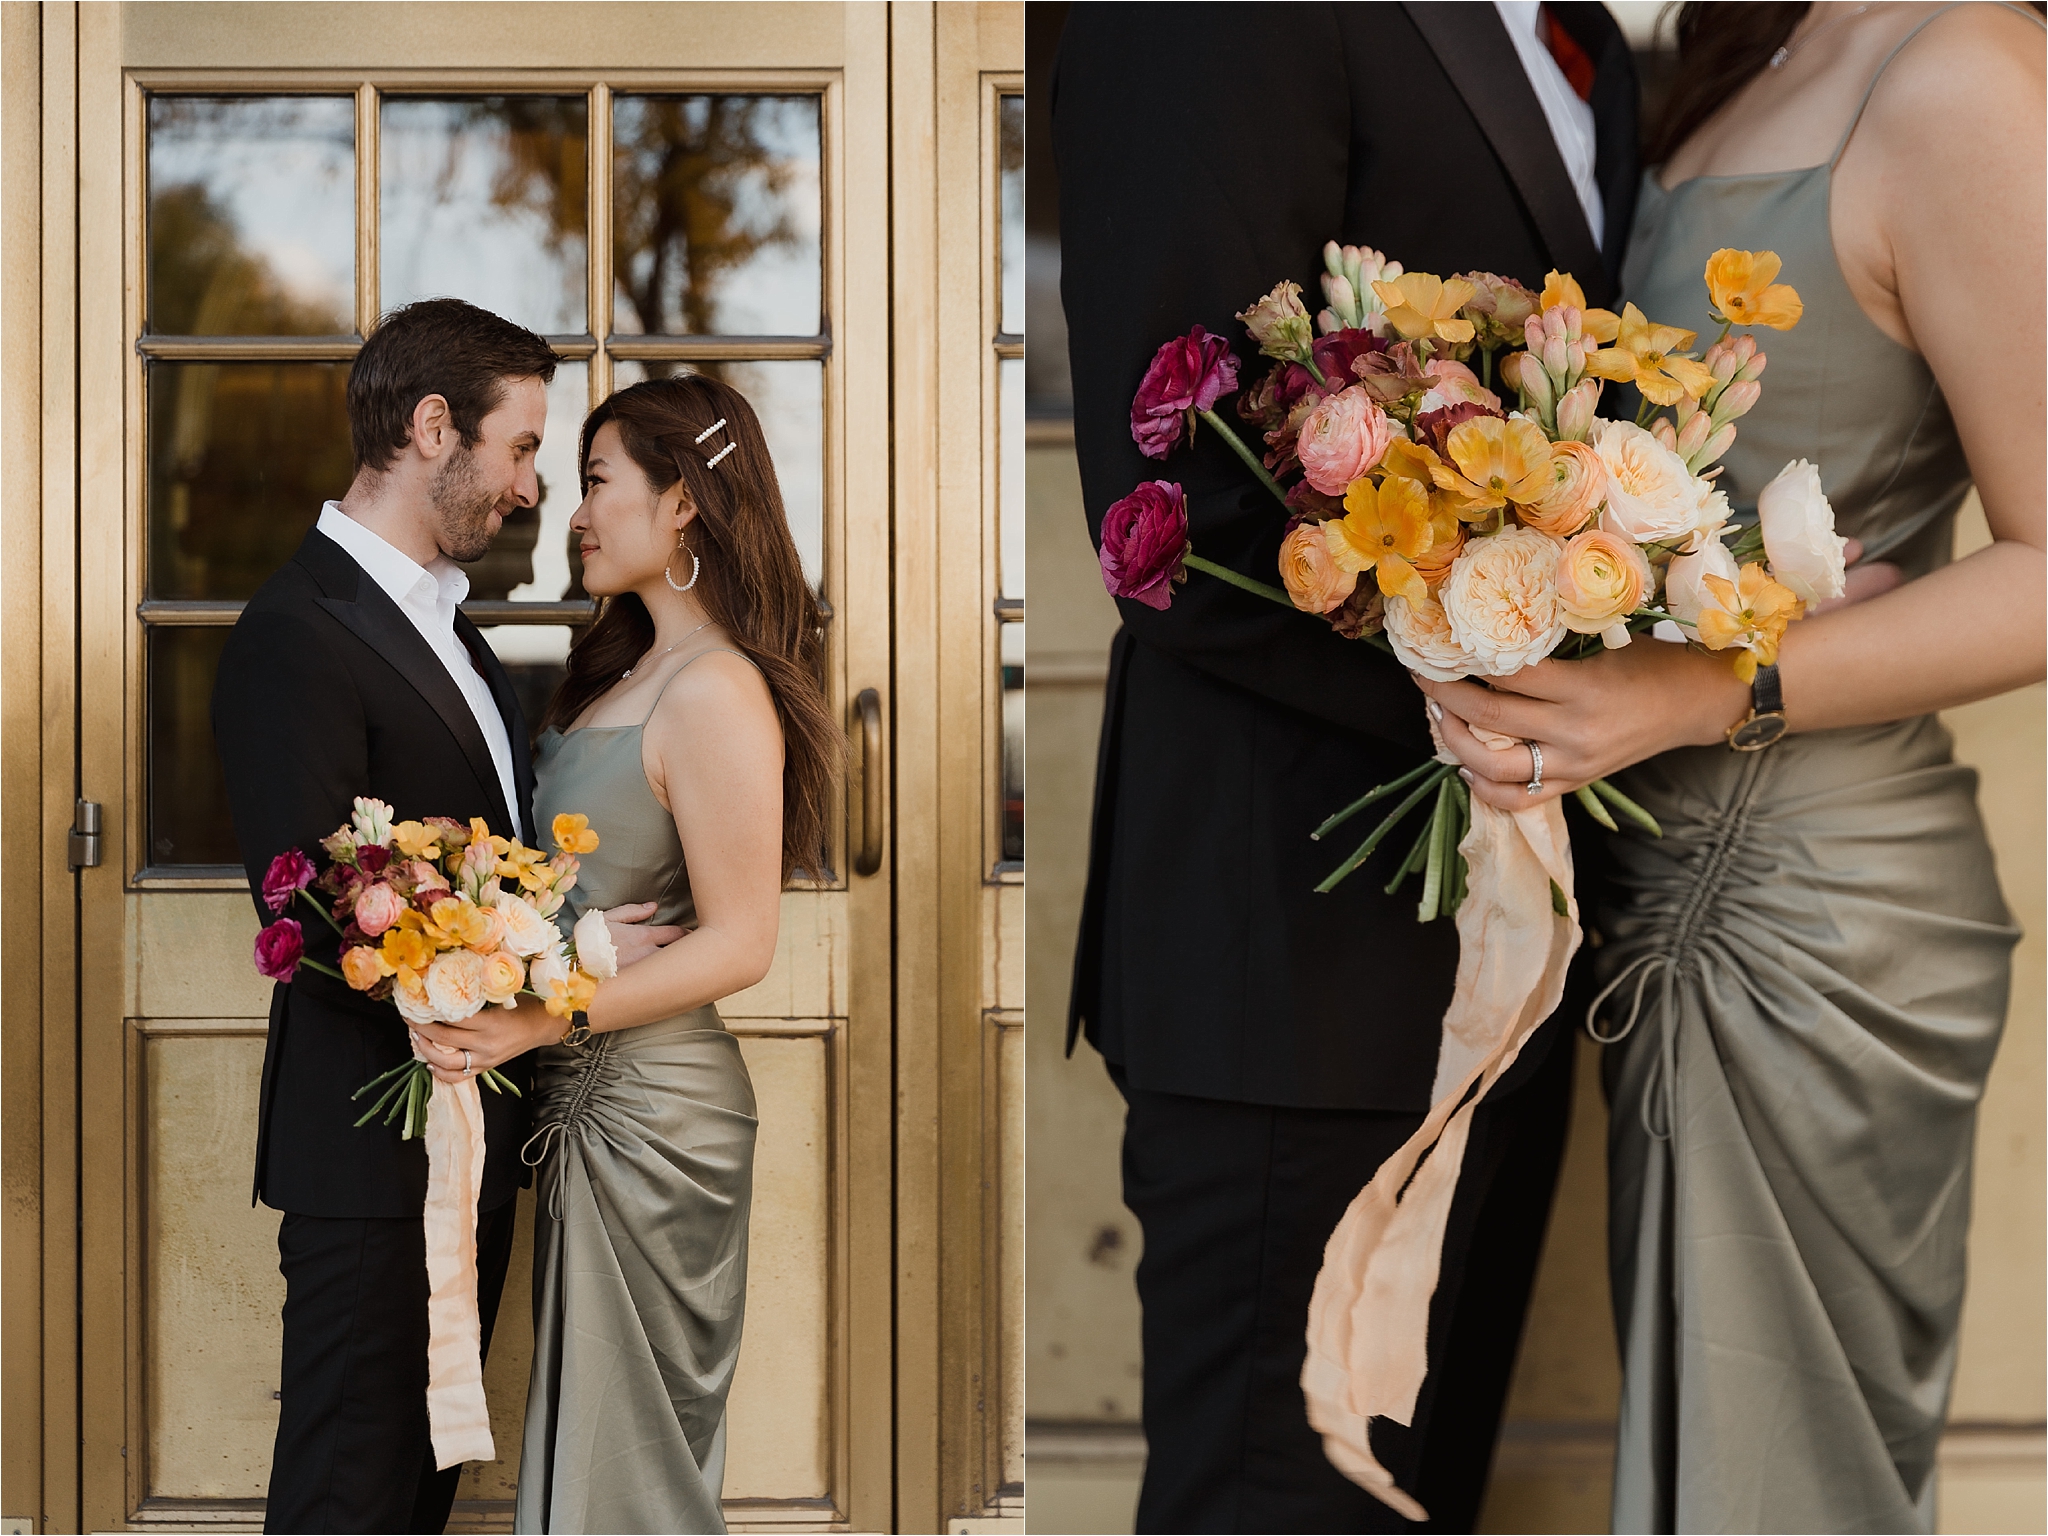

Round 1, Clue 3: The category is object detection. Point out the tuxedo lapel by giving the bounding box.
[456,610,536,843]
[297,530,517,834]
[1401,2,1612,307]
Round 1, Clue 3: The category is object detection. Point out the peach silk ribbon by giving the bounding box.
[422,1066,495,1469]
[1301,723,1580,1521]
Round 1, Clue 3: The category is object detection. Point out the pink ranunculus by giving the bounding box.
[1099,481,1191,611]
[254,918,304,982]
[1130,326,1242,460]
[261,848,317,915]
[353,880,406,937]
[1295,386,1392,496]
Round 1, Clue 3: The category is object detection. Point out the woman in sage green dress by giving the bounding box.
[415,373,838,1533]
[1420,4,2043,1530]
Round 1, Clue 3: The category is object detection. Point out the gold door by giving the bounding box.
[2,3,1016,1532]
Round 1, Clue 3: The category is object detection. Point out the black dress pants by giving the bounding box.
[265,1197,519,1534]
[1113,1018,1574,1534]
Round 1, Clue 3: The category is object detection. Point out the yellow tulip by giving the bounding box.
[1324,475,1436,603]
[1537,270,1620,343]
[552,812,600,856]
[1430,416,1554,510]
[1697,562,1803,681]
[1704,249,1803,331]
[1582,303,1717,406]
[1372,273,1478,345]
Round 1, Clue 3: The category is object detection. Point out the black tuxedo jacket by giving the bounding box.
[1056,2,1638,1111]
[213,527,539,1218]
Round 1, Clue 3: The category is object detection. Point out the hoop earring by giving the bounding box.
[666,536,701,594]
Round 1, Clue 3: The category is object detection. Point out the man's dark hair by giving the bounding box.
[347,298,559,473]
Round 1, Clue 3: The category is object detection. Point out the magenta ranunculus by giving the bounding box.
[261,848,317,914]
[254,917,305,982]
[1099,481,1191,611]
[1130,327,1242,460]
[1311,327,1386,385]
[356,843,391,876]
[1296,385,1393,496]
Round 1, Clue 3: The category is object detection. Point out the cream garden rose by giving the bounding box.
[490,889,560,957]
[1383,590,1478,682]
[1757,458,1845,604]
[423,947,489,1022]
[1592,418,1725,550]
[1440,525,1567,675]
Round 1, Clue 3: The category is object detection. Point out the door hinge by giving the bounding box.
[68,799,103,871]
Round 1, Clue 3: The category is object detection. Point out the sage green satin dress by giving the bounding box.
[515,655,758,1535]
[1592,11,2032,1531]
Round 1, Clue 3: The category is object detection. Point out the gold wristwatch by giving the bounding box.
[1725,662,1788,751]
[557,1014,591,1047]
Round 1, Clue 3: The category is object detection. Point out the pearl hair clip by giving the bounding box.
[693,417,728,444]
[706,442,737,469]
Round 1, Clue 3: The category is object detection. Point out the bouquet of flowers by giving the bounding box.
[252,797,618,1138]
[1101,242,1831,914]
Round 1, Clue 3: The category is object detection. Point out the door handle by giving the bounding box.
[853,688,884,877]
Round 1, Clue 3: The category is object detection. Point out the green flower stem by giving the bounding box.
[1311,757,1440,841]
[1314,764,1450,893]
[1384,810,1438,895]
[1589,776,1664,837]
[1300,356,1329,389]
[1634,393,1660,428]
[1417,776,1455,921]
[298,957,345,981]
[294,885,348,936]
[1183,553,1293,608]
[1197,408,1292,511]
[1574,782,1619,831]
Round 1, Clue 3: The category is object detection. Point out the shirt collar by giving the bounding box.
[317,502,469,616]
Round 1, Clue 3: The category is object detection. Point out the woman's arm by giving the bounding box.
[1429,11,2045,811]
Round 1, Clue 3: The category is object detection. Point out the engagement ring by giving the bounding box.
[1525,742,1544,795]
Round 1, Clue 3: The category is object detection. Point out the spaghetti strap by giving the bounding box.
[638,647,758,725]
[1829,2,2040,166]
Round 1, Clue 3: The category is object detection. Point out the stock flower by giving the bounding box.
[1372,273,1478,345]
[1697,562,1803,681]
[480,950,525,1006]
[1556,529,1652,640]
[1099,481,1191,611]
[350,797,394,848]
[1757,459,1845,604]
[262,849,317,915]
[1583,304,1715,406]
[353,880,406,937]
[1517,440,1606,536]
[424,948,489,1022]
[1537,271,1620,341]
[552,813,600,856]
[1278,523,1358,614]
[1236,280,1316,362]
[1382,591,1478,682]
[254,918,304,982]
[1440,526,1567,676]
[1296,386,1393,495]
[489,890,559,957]
[1432,416,1553,511]
[1130,327,1242,459]
[456,839,498,901]
[380,925,436,975]
[1591,420,1725,549]
[341,944,394,991]
[1705,249,1803,330]
[1325,475,1434,603]
[572,908,621,981]
[1318,242,1401,334]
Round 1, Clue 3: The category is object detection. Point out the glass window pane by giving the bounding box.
[999,94,1023,337]
[381,97,588,335]
[612,96,822,337]
[464,362,590,603]
[148,626,239,867]
[1001,621,1023,865]
[612,359,824,591]
[147,96,355,336]
[147,361,353,601]
[1000,355,1023,600]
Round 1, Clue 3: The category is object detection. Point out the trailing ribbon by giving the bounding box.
[422,1066,495,1470]
[1301,720,1579,1520]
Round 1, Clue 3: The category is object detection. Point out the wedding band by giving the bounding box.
[1525,742,1545,794]
[461,1048,474,1077]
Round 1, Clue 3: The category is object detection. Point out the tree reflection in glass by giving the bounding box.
[147,95,355,336]
[1000,94,1023,338]
[612,96,822,337]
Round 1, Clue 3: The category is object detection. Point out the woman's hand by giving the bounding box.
[602,902,684,968]
[412,997,561,1084]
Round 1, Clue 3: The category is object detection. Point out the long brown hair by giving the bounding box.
[544,374,839,882]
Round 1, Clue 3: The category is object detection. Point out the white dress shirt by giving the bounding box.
[317,502,523,841]
[1493,0,1605,251]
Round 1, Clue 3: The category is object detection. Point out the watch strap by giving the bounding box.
[1751,662,1783,716]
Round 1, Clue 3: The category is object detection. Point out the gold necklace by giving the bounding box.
[620,619,714,680]
[1770,3,1873,68]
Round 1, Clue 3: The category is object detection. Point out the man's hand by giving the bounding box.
[602,901,684,969]
[412,996,561,1084]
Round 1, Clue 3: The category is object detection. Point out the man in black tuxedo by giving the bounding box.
[1054,6,1638,1529]
[214,299,558,1534]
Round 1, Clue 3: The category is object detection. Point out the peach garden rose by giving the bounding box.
[1439,524,1566,675]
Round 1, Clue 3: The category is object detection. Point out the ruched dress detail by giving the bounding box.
[515,658,758,1535]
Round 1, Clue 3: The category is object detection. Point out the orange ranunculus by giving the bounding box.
[1278,523,1359,614]
[479,950,526,1006]
[544,969,600,1020]
[1518,439,1606,536]
[1372,273,1478,345]
[1704,249,1803,331]
[1582,303,1716,406]
[1324,475,1435,603]
[1431,416,1553,510]
[1696,561,1804,681]
[552,812,600,855]
[1556,528,1651,636]
[340,944,395,991]
[1537,270,1620,342]
[380,925,435,974]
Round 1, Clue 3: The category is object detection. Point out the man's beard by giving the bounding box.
[430,443,504,563]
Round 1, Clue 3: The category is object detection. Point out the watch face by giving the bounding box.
[1731,711,1789,750]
